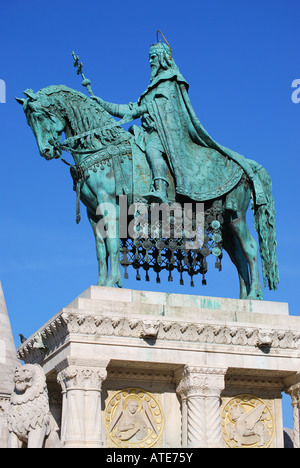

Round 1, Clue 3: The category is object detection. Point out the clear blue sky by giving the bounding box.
[0,0,299,429]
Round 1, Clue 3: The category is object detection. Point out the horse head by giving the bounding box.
[16,88,65,160]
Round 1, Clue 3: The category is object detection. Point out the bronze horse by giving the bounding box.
[16,85,279,299]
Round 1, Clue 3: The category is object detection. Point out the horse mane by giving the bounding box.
[34,85,121,149]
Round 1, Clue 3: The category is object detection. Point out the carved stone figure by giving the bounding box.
[92,37,266,207]
[113,397,149,441]
[7,364,61,448]
[16,33,279,299]
[229,405,268,447]
[140,320,160,339]
[105,389,163,448]
[221,395,274,448]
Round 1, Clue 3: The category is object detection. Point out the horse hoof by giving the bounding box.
[246,290,263,301]
[106,276,123,288]
[97,277,108,287]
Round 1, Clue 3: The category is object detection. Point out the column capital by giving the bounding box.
[284,373,300,448]
[56,357,108,392]
[284,373,300,405]
[176,366,227,398]
[56,357,109,447]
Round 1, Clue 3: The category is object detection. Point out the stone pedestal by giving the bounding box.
[16,286,300,448]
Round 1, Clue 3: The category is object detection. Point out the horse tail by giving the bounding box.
[249,161,279,291]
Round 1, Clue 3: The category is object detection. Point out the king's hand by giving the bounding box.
[90,95,104,104]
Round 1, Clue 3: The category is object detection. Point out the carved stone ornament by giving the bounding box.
[140,320,160,339]
[7,364,61,448]
[104,388,163,448]
[17,307,300,365]
[221,394,275,448]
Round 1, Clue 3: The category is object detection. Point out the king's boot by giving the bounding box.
[142,178,169,205]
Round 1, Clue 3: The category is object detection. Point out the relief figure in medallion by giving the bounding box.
[109,394,157,443]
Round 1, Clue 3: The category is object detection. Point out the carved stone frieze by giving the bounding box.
[225,370,284,398]
[16,309,300,365]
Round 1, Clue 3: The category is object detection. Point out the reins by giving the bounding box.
[54,148,83,224]
[54,116,133,225]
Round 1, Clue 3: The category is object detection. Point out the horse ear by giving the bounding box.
[23,88,37,101]
[15,97,25,105]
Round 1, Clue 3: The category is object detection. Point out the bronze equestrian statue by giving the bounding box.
[16,34,279,300]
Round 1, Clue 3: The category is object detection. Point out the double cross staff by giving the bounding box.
[71,50,136,129]
[72,51,94,96]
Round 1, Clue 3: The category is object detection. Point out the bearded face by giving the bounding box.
[149,52,161,81]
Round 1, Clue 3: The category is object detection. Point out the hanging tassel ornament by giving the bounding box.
[76,179,82,224]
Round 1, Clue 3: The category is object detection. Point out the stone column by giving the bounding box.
[176,366,226,448]
[56,358,108,448]
[285,377,300,449]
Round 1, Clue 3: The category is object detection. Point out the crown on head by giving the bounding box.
[150,30,172,60]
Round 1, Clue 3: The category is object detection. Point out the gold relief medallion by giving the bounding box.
[104,388,164,448]
[221,394,275,448]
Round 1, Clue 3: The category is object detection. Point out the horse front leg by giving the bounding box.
[96,198,122,288]
[105,202,122,288]
[106,233,123,288]
[87,209,108,286]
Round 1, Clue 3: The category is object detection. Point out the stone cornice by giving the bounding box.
[17,308,300,364]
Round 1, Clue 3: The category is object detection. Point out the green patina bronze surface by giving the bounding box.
[16,34,279,300]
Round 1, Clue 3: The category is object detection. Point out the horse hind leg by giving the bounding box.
[222,226,250,299]
[225,181,263,300]
[229,215,263,300]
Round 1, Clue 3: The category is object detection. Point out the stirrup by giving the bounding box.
[142,190,169,205]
